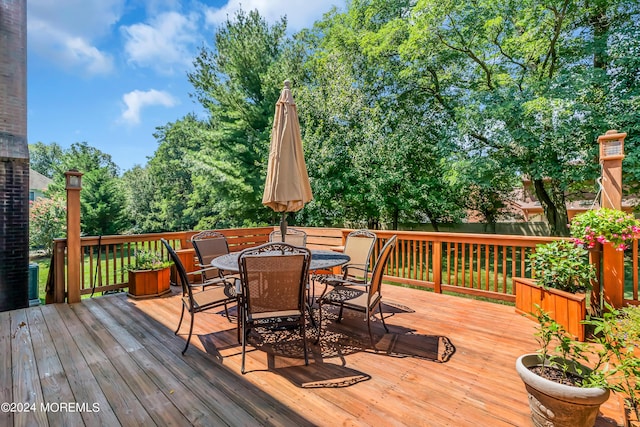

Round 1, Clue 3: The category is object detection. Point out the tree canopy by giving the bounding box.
[30,3,640,236]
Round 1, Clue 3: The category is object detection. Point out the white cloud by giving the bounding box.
[204,0,340,32]
[121,89,178,125]
[121,11,199,74]
[27,0,124,75]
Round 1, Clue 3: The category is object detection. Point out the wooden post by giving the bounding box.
[598,130,626,308]
[65,170,83,303]
[433,241,442,293]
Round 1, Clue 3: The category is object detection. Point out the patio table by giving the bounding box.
[211,249,350,273]
[212,250,350,332]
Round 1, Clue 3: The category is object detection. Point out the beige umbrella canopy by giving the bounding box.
[262,80,313,240]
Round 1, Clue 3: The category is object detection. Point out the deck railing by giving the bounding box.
[48,227,640,305]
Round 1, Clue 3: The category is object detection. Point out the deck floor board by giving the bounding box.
[2,285,625,426]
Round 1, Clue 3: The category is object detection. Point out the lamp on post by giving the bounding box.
[597,130,627,309]
[65,169,83,190]
[64,169,83,303]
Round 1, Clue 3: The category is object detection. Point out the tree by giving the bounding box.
[185,9,295,227]
[29,196,66,255]
[29,142,64,178]
[44,142,128,236]
[397,0,639,235]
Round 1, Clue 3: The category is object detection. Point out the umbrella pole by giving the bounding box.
[280,212,288,243]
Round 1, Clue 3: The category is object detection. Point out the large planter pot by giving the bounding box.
[516,353,610,427]
[127,267,171,299]
[514,277,586,341]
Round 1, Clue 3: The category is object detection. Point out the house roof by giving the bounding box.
[29,168,53,191]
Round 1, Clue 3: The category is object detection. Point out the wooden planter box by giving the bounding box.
[514,277,586,341]
[127,267,171,299]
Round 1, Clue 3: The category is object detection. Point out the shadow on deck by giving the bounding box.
[0,284,624,426]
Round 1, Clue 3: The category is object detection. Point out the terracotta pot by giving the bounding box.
[516,353,610,427]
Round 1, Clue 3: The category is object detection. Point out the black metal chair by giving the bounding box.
[321,229,377,286]
[317,235,397,350]
[190,230,238,290]
[268,228,307,246]
[160,238,236,355]
[237,242,311,374]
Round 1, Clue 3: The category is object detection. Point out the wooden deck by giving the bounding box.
[1,285,624,426]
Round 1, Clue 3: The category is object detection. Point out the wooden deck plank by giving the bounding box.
[55,304,154,426]
[26,307,84,426]
[2,283,625,427]
[94,295,312,426]
[80,298,232,427]
[11,308,48,426]
[71,301,191,426]
[39,304,121,426]
[0,311,13,427]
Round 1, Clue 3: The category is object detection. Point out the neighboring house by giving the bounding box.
[29,168,52,201]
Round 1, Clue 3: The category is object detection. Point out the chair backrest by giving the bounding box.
[367,235,397,306]
[269,228,307,247]
[343,229,377,279]
[161,238,194,304]
[238,242,311,317]
[191,230,231,280]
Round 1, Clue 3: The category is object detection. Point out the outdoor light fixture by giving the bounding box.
[598,130,626,161]
[64,169,83,190]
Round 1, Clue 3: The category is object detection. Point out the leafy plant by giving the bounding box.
[583,305,640,419]
[532,304,640,416]
[127,249,170,271]
[529,240,595,293]
[570,208,640,251]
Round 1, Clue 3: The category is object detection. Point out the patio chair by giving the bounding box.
[237,242,311,374]
[190,230,238,290]
[323,229,377,286]
[160,238,236,355]
[269,228,307,247]
[317,235,397,350]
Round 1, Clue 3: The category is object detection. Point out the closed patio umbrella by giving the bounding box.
[262,80,313,241]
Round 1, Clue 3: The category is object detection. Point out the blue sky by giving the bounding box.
[27,0,341,172]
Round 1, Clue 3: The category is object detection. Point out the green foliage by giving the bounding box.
[29,142,63,178]
[583,305,640,416]
[533,303,640,410]
[29,197,66,255]
[38,141,129,236]
[570,208,640,251]
[184,9,293,228]
[528,240,595,293]
[126,249,171,271]
[533,307,593,385]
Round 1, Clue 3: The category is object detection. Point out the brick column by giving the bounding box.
[0,0,29,311]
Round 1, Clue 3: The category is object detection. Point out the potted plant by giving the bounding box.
[515,240,595,340]
[126,248,172,299]
[516,307,610,427]
[517,304,640,427]
[570,207,640,251]
[584,305,640,426]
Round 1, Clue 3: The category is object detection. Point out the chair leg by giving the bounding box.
[182,311,195,355]
[175,303,186,335]
[223,302,231,322]
[241,320,248,374]
[378,302,389,333]
[366,314,377,351]
[337,304,344,322]
[301,317,308,366]
[315,299,322,344]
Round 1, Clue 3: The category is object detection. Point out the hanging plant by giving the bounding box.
[570,208,640,251]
